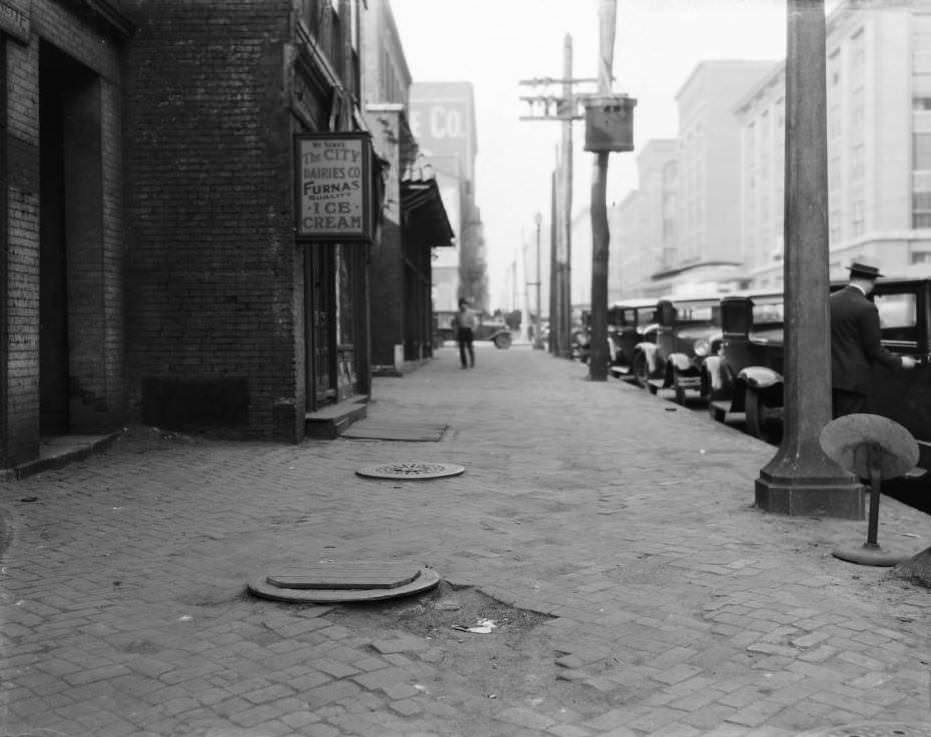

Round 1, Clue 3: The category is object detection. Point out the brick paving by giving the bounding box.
[1,341,930,737]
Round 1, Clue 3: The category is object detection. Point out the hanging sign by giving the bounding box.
[295,132,373,242]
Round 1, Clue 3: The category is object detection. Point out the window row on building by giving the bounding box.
[610,0,931,299]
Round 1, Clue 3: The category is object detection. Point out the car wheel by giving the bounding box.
[708,395,727,423]
[744,387,780,443]
[494,333,512,349]
[674,383,687,405]
[633,353,650,389]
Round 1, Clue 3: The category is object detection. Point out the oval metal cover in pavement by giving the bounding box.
[266,561,421,590]
[355,462,465,480]
[248,566,440,603]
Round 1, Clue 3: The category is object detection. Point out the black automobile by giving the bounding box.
[702,291,784,440]
[607,298,659,380]
[631,296,723,404]
[710,277,931,472]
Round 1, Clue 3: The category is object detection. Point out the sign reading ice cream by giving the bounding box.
[296,133,373,241]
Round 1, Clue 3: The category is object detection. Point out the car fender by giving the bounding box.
[703,355,725,392]
[634,342,658,373]
[667,352,693,372]
[738,366,783,390]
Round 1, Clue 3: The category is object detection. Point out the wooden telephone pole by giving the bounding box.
[519,38,598,359]
[588,0,616,381]
[584,0,635,381]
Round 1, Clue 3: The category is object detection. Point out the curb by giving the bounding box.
[1,431,122,482]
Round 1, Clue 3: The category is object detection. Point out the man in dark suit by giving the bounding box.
[830,262,916,418]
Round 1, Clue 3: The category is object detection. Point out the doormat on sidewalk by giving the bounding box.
[342,420,449,442]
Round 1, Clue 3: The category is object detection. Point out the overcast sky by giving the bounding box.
[390,0,796,307]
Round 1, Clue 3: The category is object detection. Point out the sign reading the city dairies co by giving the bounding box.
[296,133,373,242]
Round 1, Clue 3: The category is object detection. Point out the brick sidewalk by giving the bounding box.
[1,343,930,737]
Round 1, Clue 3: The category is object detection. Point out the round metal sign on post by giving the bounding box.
[820,413,918,567]
[355,462,465,480]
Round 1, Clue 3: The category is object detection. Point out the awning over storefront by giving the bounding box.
[401,155,455,248]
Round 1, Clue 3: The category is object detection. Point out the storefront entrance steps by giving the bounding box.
[304,395,368,439]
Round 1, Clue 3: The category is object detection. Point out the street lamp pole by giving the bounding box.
[754,0,864,519]
[534,213,544,350]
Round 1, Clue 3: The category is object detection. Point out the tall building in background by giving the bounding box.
[610,191,644,300]
[361,0,453,373]
[612,140,679,298]
[737,0,931,289]
[409,81,487,313]
[666,59,776,294]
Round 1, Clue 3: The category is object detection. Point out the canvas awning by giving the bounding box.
[401,155,454,248]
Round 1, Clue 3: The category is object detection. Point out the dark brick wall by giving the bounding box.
[1,1,127,466]
[122,0,301,439]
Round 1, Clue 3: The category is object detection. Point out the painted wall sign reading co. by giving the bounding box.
[295,133,373,242]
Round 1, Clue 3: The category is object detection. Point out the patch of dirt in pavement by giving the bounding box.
[331,581,552,639]
[326,581,645,728]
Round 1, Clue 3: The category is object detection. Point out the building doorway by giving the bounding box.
[306,245,336,409]
[38,42,100,435]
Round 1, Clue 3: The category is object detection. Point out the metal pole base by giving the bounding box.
[832,543,909,567]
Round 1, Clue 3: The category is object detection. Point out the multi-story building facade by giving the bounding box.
[672,60,777,292]
[124,0,380,443]
[409,82,486,313]
[0,0,134,468]
[610,191,644,300]
[737,0,931,288]
[0,0,425,469]
[611,139,680,298]
[361,0,453,373]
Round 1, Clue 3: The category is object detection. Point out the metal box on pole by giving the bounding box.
[583,94,636,153]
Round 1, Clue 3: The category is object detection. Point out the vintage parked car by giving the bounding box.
[707,277,931,471]
[571,310,590,362]
[473,316,513,349]
[607,298,659,380]
[702,291,784,440]
[631,295,723,404]
[435,311,458,344]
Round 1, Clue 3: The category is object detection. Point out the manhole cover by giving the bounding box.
[795,724,931,737]
[248,562,441,603]
[355,462,465,480]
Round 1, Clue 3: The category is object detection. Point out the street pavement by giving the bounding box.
[1,340,931,737]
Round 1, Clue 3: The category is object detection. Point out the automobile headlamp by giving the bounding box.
[693,339,710,357]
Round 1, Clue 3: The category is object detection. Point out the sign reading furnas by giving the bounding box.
[296,133,373,242]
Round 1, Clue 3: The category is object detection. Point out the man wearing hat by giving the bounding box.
[830,261,916,418]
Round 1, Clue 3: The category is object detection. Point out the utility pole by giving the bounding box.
[588,0,616,381]
[549,167,558,355]
[560,35,574,361]
[519,37,598,359]
[754,0,864,519]
[533,213,544,349]
[583,1,636,381]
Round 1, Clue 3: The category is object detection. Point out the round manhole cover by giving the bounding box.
[355,462,465,480]
[248,564,440,604]
[796,724,931,737]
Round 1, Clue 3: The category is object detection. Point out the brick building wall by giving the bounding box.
[1,0,128,467]
[122,0,301,440]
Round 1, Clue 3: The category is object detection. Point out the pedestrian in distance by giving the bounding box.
[830,261,916,418]
[453,297,477,369]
